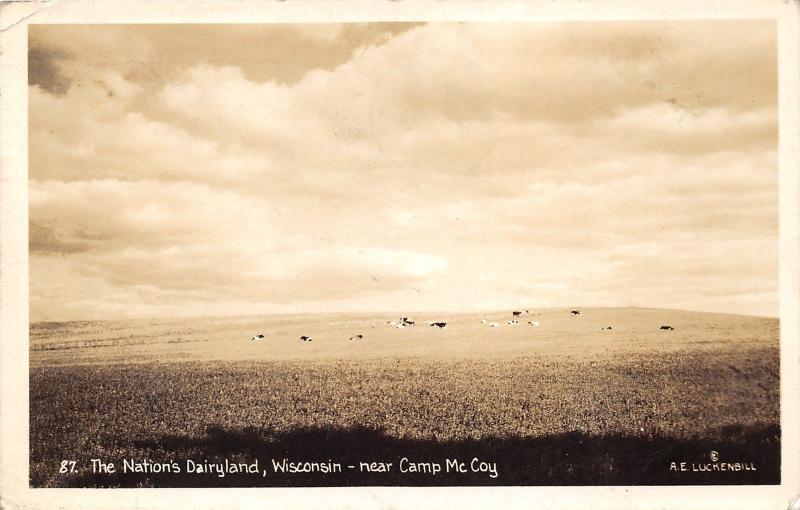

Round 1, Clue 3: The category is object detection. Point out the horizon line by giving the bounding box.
[28,305,780,325]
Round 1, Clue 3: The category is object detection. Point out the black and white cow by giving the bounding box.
[570,310,582,316]
[660,325,674,331]
[430,322,447,328]
[250,334,265,341]
[349,334,364,341]
[512,311,522,317]
[300,335,313,342]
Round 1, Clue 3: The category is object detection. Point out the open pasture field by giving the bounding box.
[29,308,780,487]
[30,307,778,366]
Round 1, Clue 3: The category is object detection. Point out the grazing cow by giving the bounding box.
[600,326,613,331]
[660,325,674,331]
[400,317,415,326]
[300,335,312,342]
[512,311,522,317]
[489,322,499,328]
[349,334,364,341]
[430,322,447,328]
[507,320,519,325]
[527,321,540,327]
[570,310,581,316]
[250,334,265,341]
[480,318,487,324]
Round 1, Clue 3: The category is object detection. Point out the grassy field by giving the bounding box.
[29,307,780,487]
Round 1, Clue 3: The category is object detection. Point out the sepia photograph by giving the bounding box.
[1,1,799,508]
[25,19,783,488]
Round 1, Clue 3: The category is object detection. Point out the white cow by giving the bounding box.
[527,321,540,327]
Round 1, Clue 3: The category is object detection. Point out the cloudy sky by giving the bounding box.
[28,21,778,321]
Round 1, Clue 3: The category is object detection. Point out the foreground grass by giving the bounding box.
[30,347,779,487]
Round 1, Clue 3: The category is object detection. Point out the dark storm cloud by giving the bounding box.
[29,222,91,254]
[28,23,422,94]
[28,43,71,95]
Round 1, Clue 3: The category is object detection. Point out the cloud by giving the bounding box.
[27,44,71,95]
[29,176,448,313]
[28,21,778,320]
[28,23,421,94]
[29,179,277,251]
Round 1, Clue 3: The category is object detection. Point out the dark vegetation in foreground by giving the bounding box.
[66,423,779,487]
[30,349,780,487]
